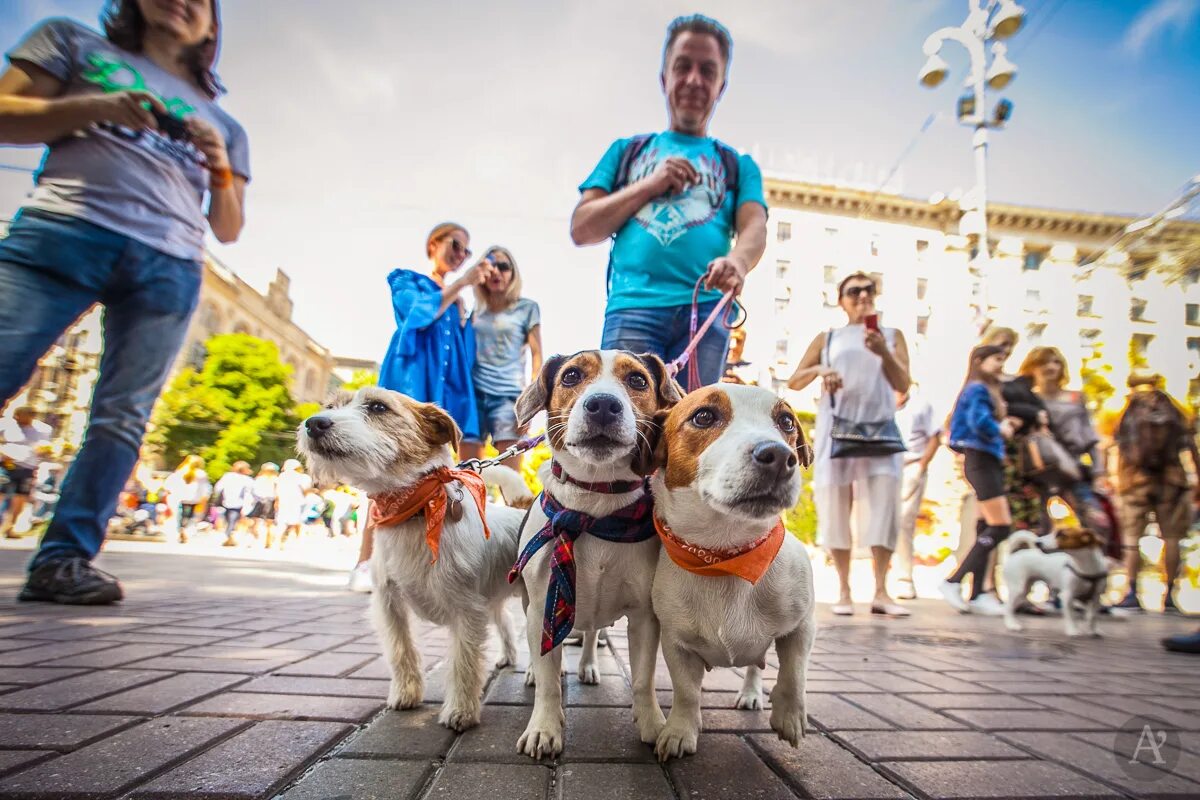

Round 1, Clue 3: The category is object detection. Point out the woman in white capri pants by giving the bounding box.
[789,272,912,617]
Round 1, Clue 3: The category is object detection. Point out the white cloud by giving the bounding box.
[1121,0,1199,57]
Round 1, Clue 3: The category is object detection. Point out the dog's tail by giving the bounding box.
[481,465,534,509]
[1007,530,1039,554]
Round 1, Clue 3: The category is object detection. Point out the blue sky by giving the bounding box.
[0,0,1197,361]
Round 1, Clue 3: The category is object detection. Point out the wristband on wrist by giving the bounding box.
[209,166,234,190]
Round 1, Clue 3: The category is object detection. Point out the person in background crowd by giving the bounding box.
[789,272,912,617]
[301,486,327,536]
[163,454,209,544]
[460,246,543,471]
[1111,374,1200,614]
[211,460,252,547]
[31,462,63,523]
[941,345,1015,615]
[272,458,310,549]
[325,484,355,538]
[246,462,278,545]
[0,406,52,539]
[360,222,493,590]
[1,1,249,604]
[893,385,941,600]
[571,14,767,387]
[1019,347,1112,540]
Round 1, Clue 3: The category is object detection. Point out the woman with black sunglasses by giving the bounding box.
[459,246,543,471]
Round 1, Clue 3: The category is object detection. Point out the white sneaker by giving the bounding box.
[939,581,969,612]
[967,593,1005,616]
[347,562,372,593]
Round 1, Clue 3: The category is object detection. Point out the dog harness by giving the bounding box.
[369,467,490,563]
[1064,563,1108,602]
[655,517,785,584]
[508,487,656,655]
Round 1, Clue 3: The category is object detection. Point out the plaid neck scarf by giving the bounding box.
[508,485,656,654]
[550,461,643,495]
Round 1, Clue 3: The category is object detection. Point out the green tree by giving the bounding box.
[147,334,311,478]
[342,369,378,391]
[1079,344,1115,412]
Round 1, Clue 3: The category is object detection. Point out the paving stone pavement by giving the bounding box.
[0,549,1198,800]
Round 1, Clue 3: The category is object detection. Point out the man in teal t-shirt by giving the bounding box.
[571,14,768,386]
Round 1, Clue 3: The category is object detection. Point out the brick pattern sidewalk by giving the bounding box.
[0,550,1197,800]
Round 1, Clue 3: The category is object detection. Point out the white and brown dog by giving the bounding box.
[650,383,816,760]
[297,387,528,731]
[1002,528,1108,638]
[509,350,681,759]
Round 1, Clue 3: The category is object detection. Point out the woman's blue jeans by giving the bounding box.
[0,210,201,571]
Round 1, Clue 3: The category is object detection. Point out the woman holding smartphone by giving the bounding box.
[789,271,912,617]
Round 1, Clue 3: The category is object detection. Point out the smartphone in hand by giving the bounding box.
[865,313,880,332]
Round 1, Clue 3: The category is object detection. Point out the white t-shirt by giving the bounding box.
[0,418,52,469]
[895,393,938,464]
[213,471,254,511]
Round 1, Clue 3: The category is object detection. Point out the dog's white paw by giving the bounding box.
[438,700,481,732]
[1004,619,1023,633]
[517,717,564,760]
[735,689,764,710]
[495,651,517,669]
[523,669,536,688]
[577,663,600,685]
[655,718,698,761]
[634,702,666,744]
[770,704,804,747]
[386,675,424,710]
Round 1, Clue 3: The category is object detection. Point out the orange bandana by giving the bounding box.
[655,516,784,584]
[370,468,490,562]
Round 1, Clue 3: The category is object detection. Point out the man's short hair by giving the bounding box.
[663,14,733,71]
[13,406,35,418]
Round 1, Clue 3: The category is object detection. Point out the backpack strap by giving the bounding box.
[612,133,655,193]
[712,138,740,212]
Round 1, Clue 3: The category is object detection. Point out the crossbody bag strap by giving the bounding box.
[824,328,836,411]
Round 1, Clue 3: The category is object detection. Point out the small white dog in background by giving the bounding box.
[1002,528,1108,638]
[650,383,816,761]
[297,387,528,731]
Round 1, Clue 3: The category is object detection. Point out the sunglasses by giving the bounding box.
[842,284,876,299]
[492,261,513,272]
[443,238,472,259]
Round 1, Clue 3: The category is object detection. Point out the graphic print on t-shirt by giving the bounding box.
[626,144,728,247]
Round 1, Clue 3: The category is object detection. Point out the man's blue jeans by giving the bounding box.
[601,300,731,388]
[0,210,201,571]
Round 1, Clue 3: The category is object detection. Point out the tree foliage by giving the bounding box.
[342,369,379,391]
[147,334,309,478]
[1079,344,1115,412]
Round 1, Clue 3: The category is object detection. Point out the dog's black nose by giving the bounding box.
[305,416,334,438]
[752,441,797,479]
[583,393,623,427]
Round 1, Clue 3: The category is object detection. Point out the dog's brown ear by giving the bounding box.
[515,354,566,427]
[1079,530,1096,547]
[794,419,814,470]
[636,352,684,408]
[632,409,671,477]
[418,403,462,451]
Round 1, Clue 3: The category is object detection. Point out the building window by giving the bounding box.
[1024,289,1041,310]
[824,226,838,238]
[776,260,790,281]
[1185,267,1200,287]
[823,265,837,285]
[1023,251,1045,271]
[1187,303,1200,326]
[233,321,250,335]
[774,298,789,315]
[187,342,206,370]
[774,338,789,362]
[1130,297,1148,322]
[1188,337,1200,360]
[1027,323,1047,343]
[1079,328,1101,350]
[1128,267,1149,282]
[915,239,929,255]
[916,278,928,301]
[869,235,880,258]
[869,272,885,296]
[916,315,930,336]
[777,222,791,242]
[1131,333,1154,362]
[1076,295,1094,317]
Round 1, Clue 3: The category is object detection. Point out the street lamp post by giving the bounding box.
[918,0,1024,326]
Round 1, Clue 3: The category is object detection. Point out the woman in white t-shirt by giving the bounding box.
[246,462,278,545]
[163,455,209,543]
[211,460,253,547]
[273,459,311,548]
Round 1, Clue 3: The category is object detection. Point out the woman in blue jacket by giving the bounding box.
[940,344,1017,614]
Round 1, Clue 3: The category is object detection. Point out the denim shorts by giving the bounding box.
[469,391,520,443]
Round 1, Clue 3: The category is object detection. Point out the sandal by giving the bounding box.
[870,602,911,618]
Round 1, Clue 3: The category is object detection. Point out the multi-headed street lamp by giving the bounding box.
[919,0,1024,293]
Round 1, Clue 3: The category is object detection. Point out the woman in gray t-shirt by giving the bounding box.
[460,246,543,469]
[0,2,249,605]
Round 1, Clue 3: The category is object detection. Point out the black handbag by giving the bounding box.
[825,328,907,460]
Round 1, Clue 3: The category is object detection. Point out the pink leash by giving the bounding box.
[665,278,739,392]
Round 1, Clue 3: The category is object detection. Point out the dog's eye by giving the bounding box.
[777,413,797,433]
[626,373,649,391]
[366,401,389,414]
[690,408,717,428]
[561,367,582,387]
